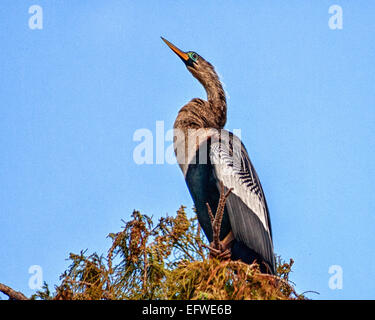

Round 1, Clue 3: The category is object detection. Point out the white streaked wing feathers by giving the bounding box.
[209,132,271,235]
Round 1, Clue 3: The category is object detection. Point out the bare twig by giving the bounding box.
[255,273,300,298]
[0,283,28,300]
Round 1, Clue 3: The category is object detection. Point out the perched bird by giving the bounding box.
[162,37,275,274]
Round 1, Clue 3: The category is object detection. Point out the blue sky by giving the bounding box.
[0,1,374,299]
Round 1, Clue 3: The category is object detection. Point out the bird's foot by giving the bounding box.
[206,241,232,261]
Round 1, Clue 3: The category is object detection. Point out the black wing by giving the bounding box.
[209,130,275,272]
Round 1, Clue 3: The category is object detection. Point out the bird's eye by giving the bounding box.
[189,52,198,61]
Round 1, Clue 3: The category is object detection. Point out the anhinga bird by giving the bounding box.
[162,37,275,274]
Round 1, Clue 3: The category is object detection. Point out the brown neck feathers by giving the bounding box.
[174,60,227,131]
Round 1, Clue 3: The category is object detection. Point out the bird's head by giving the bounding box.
[161,37,215,82]
[161,37,227,128]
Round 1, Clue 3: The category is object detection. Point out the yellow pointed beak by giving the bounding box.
[161,37,189,62]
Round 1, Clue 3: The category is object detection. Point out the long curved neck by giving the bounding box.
[202,70,227,128]
[174,63,227,131]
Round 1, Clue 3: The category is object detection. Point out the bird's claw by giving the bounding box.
[208,245,231,260]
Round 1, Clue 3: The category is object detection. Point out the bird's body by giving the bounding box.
[162,38,275,273]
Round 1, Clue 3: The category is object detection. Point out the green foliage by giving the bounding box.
[33,206,305,300]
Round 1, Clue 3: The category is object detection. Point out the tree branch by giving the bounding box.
[0,283,28,300]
